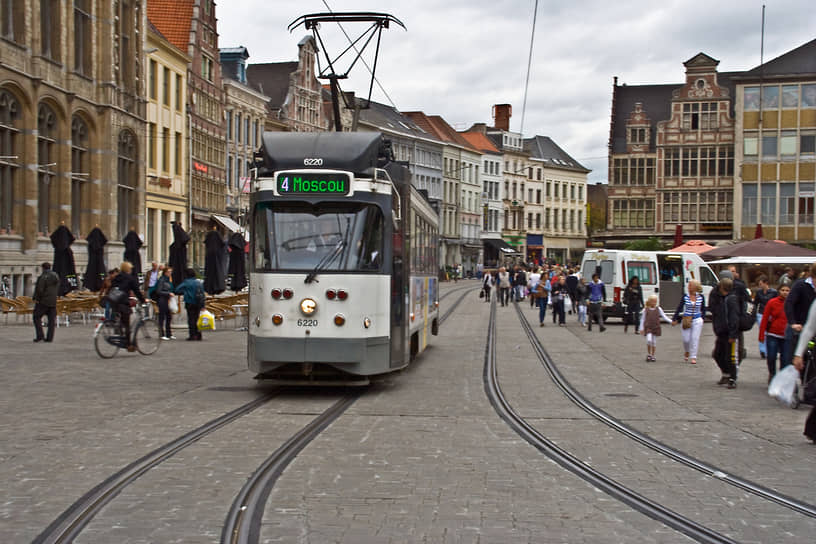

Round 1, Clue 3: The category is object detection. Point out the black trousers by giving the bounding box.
[186,304,202,339]
[714,335,738,379]
[33,303,56,341]
[158,296,172,337]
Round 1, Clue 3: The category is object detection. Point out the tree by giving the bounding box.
[624,237,665,251]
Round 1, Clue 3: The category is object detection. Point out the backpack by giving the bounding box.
[194,280,206,307]
[734,283,754,331]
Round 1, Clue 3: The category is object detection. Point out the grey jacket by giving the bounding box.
[33,270,60,307]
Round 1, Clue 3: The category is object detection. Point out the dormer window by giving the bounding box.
[629,127,647,144]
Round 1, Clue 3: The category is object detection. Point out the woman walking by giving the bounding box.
[623,276,644,334]
[551,275,569,326]
[497,267,511,307]
[759,284,790,382]
[482,271,494,303]
[671,280,706,364]
[155,265,175,340]
[576,277,589,327]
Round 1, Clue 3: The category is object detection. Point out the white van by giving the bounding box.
[580,249,719,320]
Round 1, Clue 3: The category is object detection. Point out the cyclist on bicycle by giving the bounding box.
[110,261,146,352]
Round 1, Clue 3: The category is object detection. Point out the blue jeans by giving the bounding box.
[783,325,799,368]
[757,313,766,355]
[766,335,787,377]
[538,296,547,323]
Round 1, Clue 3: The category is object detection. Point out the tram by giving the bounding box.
[248,132,439,383]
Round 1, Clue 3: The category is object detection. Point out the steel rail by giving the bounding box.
[440,287,478,324]
[514,302,816,519]
[484,300,737,544]
[222,393,361,544]
[34,391,281,544]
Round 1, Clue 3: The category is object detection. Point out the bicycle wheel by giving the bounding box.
[94,320,121,359]
[134,319,161,355]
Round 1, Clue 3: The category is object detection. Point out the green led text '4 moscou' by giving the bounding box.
[277,173,350,195]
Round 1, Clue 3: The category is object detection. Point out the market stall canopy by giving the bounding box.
[708,256,816,266]
[669,240,714,254]
[484,238,520,254]
[700,238,816,260]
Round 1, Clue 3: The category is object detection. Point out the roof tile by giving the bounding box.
[147,0,193,52]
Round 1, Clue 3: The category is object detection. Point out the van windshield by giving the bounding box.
[583,258,614,284]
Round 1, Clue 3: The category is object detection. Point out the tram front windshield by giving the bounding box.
[254,202,384,272]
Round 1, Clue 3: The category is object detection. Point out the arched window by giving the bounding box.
[0,90,20,230]
[37,103,58,234]
[117,130,137,238]
[71,116,89,234]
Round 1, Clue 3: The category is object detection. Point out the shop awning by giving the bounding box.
[484,238,519,254]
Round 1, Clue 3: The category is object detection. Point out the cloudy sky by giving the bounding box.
[218,0,815,183]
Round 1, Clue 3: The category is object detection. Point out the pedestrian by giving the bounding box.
[639,295,672,362]
[514,266,527,302]
[783,262,816,367]
[155,265,176,340]
[535,275,550,326]
[671,280,705,364]
[144,261,160,294]
[566,269,579,317]
[175,267,204,340]
[586,273,606,332]
[759,284,790,382]
[623,276,644,334]
[99,268,119,320]
[551,275,568,326]
[576,277,589,327]
[482,271,494,303]
[709,277,739,389]
[753,275,777,359]
[779,267,795,288]
[728,265,749,363]
[791,300,816,444]
[32,262,59,343]
[527,268,541,308]
[108,261,146,352]
[497,266,511,307]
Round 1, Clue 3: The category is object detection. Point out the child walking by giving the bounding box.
[639,295,672,362]
[576,277,589,327]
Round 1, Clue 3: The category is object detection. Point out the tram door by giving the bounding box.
[390,228,405,368]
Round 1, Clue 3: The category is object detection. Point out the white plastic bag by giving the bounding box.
[564,296,573,313]
[168,295,179,314]
[768,365,799,406]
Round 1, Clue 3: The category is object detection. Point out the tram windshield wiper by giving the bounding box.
[304,239,345,284]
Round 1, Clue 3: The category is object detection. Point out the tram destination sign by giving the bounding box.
[275,171,351,196]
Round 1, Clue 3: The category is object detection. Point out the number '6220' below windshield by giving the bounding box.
[253,202,384,272]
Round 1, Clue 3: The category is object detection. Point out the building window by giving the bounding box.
[175,73,183,111]
[681,148,698,177]
[762,134,778,158]
[799,183,814,225]
[148,123,156,169]
[0,90,20,230]
[117,0,134,91]
[804,85,816,108]
[780,183,795,225]
[744,136,758,156]
[202,55,214,82]
[664,148,680,178]
[163,67,171,106]
[718,146,734,177]
[760,185,776,224]
[802,134,816,155]
[612,199,654,229]
[780,131,797,156]
[74,0,91,75]
[762,86,779,109]
[117,131,137,238]
[1,0,24,42]
[744,87,760,111]
[782,86,799,108]
[527,213,533,229]
[226,155,232,189]
[682,102,718,130]
[149,59,157,100]
[37,104,57,234]
[70,116,89,234]
[629,127,647,143]
[236,112,241,144]
[742,184,758,224]
[162,127,170,173]
[40,0,60,61]
[536,189,541,204]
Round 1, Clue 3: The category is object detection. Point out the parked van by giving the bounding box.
[580,249,719,320]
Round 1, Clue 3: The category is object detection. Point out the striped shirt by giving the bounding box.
[678,293,704,319]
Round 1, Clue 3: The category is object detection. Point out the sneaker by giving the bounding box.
[727,379,737,389]
[717,376,730,385]
[161,336,170,340]
[600,326,606,332]
[645,355,652,362]
[540,322,545,327]
[170,335,177,340]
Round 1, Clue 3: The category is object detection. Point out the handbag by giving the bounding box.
[479,290,485,299]
[682,315,693,329]
[106,286,127,305]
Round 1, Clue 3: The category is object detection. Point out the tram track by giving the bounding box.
[513,301,816,520]
[221,391,362,544]
[484,299,737,544]
[33,390,281,544]
[440,286,479,324]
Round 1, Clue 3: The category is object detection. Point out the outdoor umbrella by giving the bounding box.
[673,224,683,249]
[204,228,226,295]
[701,238,816,260]
[168,222,189,286]
[84,227,107,291]
[754,223,764,239]
[122,229,143,275]
[50,224,77,296]
[227,231,247,292]
[670,240,715,254]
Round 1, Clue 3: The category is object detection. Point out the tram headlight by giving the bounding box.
[363,317,371,329]
[272,314,283,325]
[334,314,346,326]
[300,298,317,315]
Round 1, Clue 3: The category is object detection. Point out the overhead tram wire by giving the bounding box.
[321,0,398,110]
[519,0,539,136]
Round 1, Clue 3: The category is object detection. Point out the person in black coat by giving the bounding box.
[110,261,146,352]
[623,276,644,334]
[783,262,816,367]
[33,262,60,342]
[709,277,740,389]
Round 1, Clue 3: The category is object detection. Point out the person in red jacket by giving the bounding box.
[759,284,791,383]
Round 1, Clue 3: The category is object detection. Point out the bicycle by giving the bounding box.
[94,302,161,358]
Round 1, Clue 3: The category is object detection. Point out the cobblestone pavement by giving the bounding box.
[0,282,812,543]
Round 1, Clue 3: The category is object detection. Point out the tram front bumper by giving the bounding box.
[249,335,390,376]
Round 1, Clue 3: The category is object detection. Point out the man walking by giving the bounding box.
[710,277,739,389]
[586,273,606,332]
[783,262,816,367]
[32,262,59,342]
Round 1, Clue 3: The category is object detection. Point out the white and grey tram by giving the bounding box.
[248,132,439,383]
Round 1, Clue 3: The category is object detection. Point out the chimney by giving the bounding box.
[492,104,512,131]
